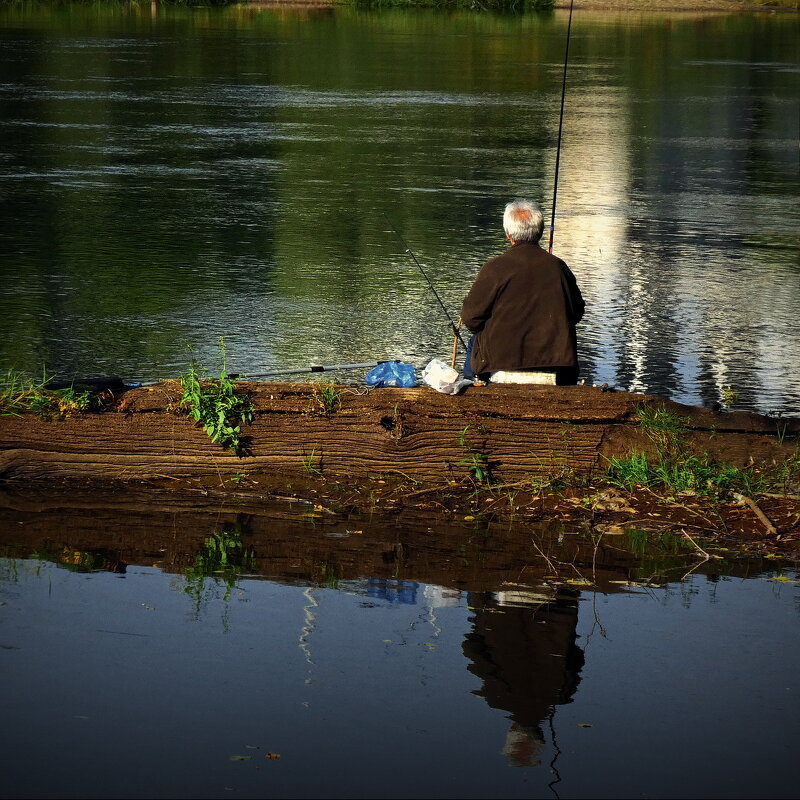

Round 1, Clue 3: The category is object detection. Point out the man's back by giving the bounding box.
[461,241,584,376]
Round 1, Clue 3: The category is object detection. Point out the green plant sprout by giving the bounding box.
[178,337,254,455]
[301,448,322,477]
[309,381,343,415]
[456,425,494,485]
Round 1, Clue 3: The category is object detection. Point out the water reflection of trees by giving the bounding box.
[3,9,796,411]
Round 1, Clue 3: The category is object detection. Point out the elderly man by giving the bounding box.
[461,199,585,385]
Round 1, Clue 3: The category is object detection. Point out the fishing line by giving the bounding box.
[548,0,575,255]
[382,212,467,351]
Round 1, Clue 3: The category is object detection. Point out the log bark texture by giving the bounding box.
[0,381,796,486]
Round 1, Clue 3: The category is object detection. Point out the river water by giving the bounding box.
[0,495,799,799]
[0,6,798,415]
[1,9,799,797]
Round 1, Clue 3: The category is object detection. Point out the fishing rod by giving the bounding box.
[382,212,467,351]
[235,361,392,379]
[42,362,393,388]
[548,0,575,255]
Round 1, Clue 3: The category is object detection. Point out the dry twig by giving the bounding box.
[734,493,778,536]
[642,485,722,530]
[679,528,720,561]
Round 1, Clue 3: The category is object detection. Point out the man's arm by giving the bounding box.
[461,263,501,332]
[561,263,585,325]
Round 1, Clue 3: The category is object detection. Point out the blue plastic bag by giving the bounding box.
[364,361,417,388]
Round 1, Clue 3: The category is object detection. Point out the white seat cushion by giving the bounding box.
[489,370,557,385]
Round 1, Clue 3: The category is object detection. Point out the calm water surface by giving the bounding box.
[0,7,798,414]
[0,497,799,799]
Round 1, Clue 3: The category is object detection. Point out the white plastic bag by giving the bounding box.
[422,359,473,395]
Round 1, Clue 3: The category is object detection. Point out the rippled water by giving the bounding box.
[0,7,798,414]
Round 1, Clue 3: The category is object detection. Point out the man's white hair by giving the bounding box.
[503,199,544,243]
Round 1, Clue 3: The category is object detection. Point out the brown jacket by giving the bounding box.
[461,242,585,375]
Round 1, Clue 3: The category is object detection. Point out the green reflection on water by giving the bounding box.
[0,4,797,405]
[183,519,255,614]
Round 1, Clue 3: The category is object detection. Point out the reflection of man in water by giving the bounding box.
[462,590,584,767]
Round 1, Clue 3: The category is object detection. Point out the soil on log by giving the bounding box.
[0,381,796,485]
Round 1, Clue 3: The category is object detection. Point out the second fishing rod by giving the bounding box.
[383,1,574,357]
[382,212,468,352]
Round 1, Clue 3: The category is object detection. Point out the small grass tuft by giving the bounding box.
[0,369,102,419]
[301,448,323,477]
[635,402,689,456]
[309,381,343,416]
[721,385,739,408]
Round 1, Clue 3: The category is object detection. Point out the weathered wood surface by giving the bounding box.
[0,381,796,486]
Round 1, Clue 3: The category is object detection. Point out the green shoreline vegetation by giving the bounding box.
[0,369,105,419]
[0,0,797,10]
[605,404,799,499]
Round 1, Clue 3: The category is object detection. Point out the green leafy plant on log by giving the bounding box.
[456,425,494,485]
[179,338,254,455]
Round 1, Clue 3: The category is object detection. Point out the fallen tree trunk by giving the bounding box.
[0,381,797,486]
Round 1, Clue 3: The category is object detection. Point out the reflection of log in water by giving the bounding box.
[463,591,584,768]
[0,489,780,596]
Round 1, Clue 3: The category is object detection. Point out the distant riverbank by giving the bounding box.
[243,0,798,11]
[557,0,796,10]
